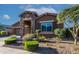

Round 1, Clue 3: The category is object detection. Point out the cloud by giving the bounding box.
[3,14,10,20]
[20,5,58,15]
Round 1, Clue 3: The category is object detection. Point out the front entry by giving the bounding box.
[23,21,31,34]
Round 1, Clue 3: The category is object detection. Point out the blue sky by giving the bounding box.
[0,4,72,25]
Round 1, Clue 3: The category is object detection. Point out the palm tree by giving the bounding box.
[57,5,79,46]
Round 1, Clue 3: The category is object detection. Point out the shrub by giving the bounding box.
[0,31,1,35]
[24,41,39,51]
[54,28,65,45]
[23,34,35,41]
[4,37,17,44]
[0,31,7,36]
[38,35,46,40]
[54,29,65,38]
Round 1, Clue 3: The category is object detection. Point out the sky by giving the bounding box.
[0,4,73,26]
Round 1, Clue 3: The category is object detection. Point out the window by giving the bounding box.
[41,21,53,31]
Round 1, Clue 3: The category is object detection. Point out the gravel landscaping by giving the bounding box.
[0,37,58,54]
[1,37,79,54]
[47,39,79,54]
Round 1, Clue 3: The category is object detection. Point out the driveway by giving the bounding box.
[0,37,33,54]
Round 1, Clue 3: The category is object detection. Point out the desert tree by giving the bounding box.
[57,5,79,46]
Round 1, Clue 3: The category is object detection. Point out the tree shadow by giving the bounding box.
[60,41,73,44]
[3,44,23,50]
[35,47,58,54]
[3,44,58,54]
[40,39,74,44]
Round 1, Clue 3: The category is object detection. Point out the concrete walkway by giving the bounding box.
[0,37,33,54]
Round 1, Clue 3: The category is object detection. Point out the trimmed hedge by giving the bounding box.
[0,31,7,36]
[24,41,39,51]
[4,37,17,44]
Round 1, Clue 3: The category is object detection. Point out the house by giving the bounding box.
[11,11,63,37]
